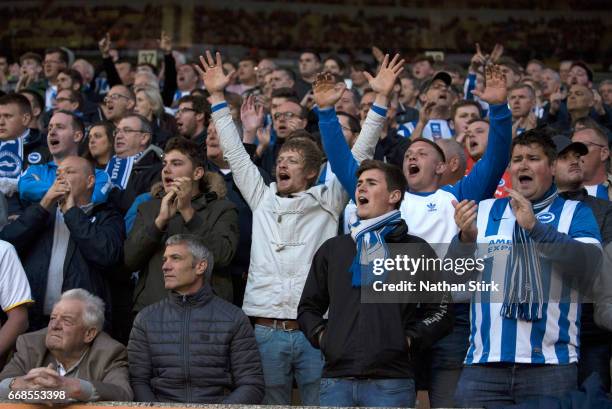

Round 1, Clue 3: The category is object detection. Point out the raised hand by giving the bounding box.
[505,187,536,230]
[240,95,265,135]
[469,43,487,73]
[40,178,70,211]
[364,53,405,97]
[195,50,236,99]
[172,176,194,212]
[490,43,504,63]
[417,101,437,125]
[593,89,606,115]
[372,46,385,64]
[158,31,172,54]
[549,84,566,115]
[452,199,478,243]
[99,32,111,58]
[472,65,508,105]
[155,189,178,230]
[312,72,346,109]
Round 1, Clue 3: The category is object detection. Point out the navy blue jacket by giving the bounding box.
[0,202,125,330]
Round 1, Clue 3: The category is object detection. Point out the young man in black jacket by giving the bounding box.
[298,159,453,407]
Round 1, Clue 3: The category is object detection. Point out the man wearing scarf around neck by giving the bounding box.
[298,160,453,408]
[451,129,602,407]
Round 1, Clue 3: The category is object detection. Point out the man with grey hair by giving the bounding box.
[106,113,163,214]
[0,289,133,402]
[128,234,264,404]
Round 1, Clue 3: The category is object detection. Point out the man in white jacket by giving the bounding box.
[197,50,403,405]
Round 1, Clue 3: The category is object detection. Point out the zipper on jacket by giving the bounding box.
[183,296,192,402]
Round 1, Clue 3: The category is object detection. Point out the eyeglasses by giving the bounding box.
[55,97,74,103]
[104,94,130,103]
[176,107,197,115]
[113,128,147,136]
[273,112,300,120]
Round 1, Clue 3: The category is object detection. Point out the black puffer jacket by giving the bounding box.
[127,285,264,404]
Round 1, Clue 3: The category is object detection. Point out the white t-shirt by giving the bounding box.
[0,240,32,312]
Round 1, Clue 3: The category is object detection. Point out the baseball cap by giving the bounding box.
[420,71,452,94]
[552,134,588,156]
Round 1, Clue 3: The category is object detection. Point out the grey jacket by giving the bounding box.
[127,285,264,404]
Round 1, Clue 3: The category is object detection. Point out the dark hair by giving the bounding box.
[407,138,447,162]
[177,94,210,126]
[0,93,32,116]
[274,100,307,119]
[337,111,361,134]
[53,109,84,134]
[115,58,134,69]
[18,89,44,116]
[301,50,321,62]
[121,113,152,142]
[450,100,481,122]
[84,121,115,163]
[323,55,346,72]
[19,52,42,65]
[498,57,521,75]
[509,82,535,98]
[44,47,69,65]
[239,55,258,65]
[57,89,83,111]
[412,54,435,65]
[273,67,296,82]
[271,87,298,100]
[350,60,368,71]
[356,159,407,209]
[511,128,557,163]
[279,137,324,186]
[164,136,206,168]
[224,92,242,113]
[58,68,83,88]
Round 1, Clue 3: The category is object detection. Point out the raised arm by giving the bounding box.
[197,51,268,210]
[315,54,404,202]
[451,65,512,201]
[159,32,177,107]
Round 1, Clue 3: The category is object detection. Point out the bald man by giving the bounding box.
[1,155,125,331]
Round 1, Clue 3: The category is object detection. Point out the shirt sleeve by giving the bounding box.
[0,241,32,312]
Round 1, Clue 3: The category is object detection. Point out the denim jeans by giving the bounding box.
[254,325,323,405]
[578,342,611,392]
[428,314,470,407]
[320,377,416,407]
[454,363,577,408]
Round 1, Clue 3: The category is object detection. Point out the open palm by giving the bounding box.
[472,65,507,105]
[364,53,405,96]
[195,50,235,94]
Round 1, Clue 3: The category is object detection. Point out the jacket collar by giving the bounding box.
[169,284,214,307]
[559,188,588,201]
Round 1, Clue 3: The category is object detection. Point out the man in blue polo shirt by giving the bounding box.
[18,110,111,205]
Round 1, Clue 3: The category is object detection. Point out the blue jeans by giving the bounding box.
[254,325,323,405]
[454,363,577,408]
[429,315,470,407]
[320,378,416,407]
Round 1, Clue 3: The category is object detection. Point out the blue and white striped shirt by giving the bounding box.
[466,196,601,365]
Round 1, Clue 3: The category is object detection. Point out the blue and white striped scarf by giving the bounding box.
[501,186,558,321]
[105,151,144,190]
[349,210,402,288]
